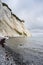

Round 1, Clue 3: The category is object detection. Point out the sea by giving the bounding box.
[15,36,43,65]
[0,34,43,65]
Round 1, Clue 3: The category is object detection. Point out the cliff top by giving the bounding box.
[2,2,24,22]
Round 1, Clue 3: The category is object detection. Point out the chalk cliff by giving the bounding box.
[0,0,31,37]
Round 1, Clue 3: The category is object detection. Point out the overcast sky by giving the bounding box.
[2,0,43,33]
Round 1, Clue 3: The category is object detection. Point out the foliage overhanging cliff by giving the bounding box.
[0,0,31,37]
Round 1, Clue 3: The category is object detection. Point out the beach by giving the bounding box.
[0,37,43,65]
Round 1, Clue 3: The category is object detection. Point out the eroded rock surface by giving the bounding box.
[0,0,31,37]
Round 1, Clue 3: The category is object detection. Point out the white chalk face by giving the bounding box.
[2,0,43,30]
[0,1,31,37]
[0,2,3,19]
[1,0,43,37]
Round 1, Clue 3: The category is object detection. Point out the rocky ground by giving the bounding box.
[0,45,16,65]
[0,45,27,65]
[0,42,43,65]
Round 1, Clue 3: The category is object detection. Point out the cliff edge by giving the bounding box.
[0,0,31,37]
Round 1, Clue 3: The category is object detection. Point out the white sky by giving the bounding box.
[2,0,43,34]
